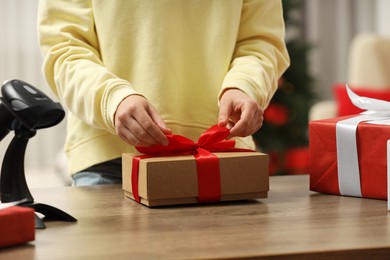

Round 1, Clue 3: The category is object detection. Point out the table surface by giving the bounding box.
[2,175,390,259]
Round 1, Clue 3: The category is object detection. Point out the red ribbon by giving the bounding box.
[131,125,252,203]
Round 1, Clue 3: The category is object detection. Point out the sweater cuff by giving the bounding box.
[104,85,140,134]
[219,77,268,109]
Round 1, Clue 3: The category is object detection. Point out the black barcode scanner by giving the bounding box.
[0,79,65,140]
[0,79,76,228]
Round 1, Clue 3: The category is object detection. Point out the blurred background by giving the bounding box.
[0,0,389,187]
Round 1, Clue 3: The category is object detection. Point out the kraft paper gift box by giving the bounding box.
[309,116,389,200]
[122,152,269,207]
[121,125,269,207]
[0,205,35,248]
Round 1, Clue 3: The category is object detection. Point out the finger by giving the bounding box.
[241,112,263,136]
[118,127,151,147]
[228,106,255,137]
[249,114,263,134]
[118,116,158,146]
[146,105,171,144]
[135,107,169,146]
[148,105,172,136]
[218,101,232,127]
[157,122,172,135]
[230,104,263,138]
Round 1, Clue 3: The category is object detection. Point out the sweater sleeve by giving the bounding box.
[38,0,137,134]
[220,0,290,109]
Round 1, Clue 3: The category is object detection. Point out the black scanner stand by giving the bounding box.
[0,79,77,229]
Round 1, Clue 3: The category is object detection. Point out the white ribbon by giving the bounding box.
[346,86,390,114]
[336,85,390,197]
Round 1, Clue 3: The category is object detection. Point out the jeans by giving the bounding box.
[72,171,122,186]
[71,158,122,186]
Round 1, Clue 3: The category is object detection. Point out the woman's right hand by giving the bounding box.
[114,95,171,147]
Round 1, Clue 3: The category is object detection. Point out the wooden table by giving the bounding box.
[2,175,390,259]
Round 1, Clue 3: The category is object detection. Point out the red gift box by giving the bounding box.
[0,206,35,248]
[309,115,390,200]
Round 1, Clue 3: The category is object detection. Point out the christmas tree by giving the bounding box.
[253,0,317,175]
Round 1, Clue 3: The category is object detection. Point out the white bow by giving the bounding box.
[347,85,390,116]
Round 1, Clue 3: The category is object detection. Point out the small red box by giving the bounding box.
[0,206,35,248]
[309,115,390,200]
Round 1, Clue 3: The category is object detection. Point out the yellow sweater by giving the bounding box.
[38,0,290,175]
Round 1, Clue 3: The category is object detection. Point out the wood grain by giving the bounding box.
[1,175,390,259]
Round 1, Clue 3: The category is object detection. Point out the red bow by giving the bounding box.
[131,125,252,204]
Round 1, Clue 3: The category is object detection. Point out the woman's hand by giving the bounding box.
[218,89,263,138]
[115,95,171,147]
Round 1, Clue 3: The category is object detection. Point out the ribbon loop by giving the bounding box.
[197,125,230,146]
[347,85,390,112]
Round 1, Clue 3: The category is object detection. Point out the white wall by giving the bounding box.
[305,0,389,100]
[376,0,390,36]
[0,0,66,169]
